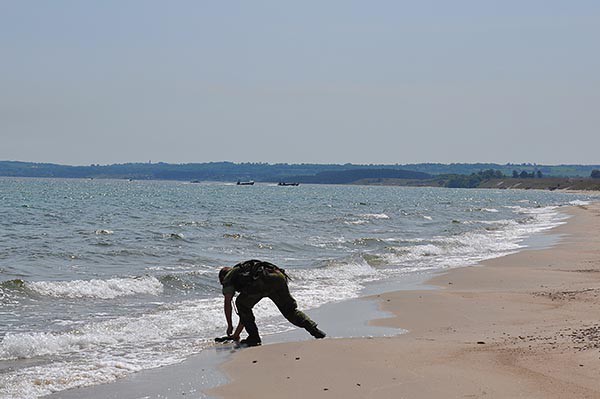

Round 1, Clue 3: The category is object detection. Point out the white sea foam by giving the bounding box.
[0,330,114,360]
[359,213,390,219]
[378,205,567,272]
[0,287,315,398]
[26,276,163,299]
[290,259,381,309]
[0,297,230,398]
[344,213,390,225]
[308,235,348,249]
[94,229,113,235]
[569,200,590,206]
[0,361,136,399]
[1,298,218,361]
[345,219,368,225]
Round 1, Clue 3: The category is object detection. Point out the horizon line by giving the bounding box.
[2,159,600,168]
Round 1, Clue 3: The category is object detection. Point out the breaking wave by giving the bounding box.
[25,276,163,299]
[376,205,567,271]
[0,297,227,398]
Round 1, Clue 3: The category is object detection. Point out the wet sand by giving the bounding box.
[48,293,403,399]
[210,203,600,399]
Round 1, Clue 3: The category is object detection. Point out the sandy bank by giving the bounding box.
[210,203,600,399]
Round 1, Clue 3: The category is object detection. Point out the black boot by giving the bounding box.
[240,317,262,346]
[306,324,326,339]
[239,335,262,347]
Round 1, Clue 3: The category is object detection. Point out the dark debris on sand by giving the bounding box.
[571,325,600,351]
[532,288,600,302]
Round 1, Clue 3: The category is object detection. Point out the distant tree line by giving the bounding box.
[444,169,505,188]
[512,170,543,179]
[2,161,600,182]
[289,168,432,184]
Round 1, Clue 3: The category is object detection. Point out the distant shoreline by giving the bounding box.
[1,160,599,186]
[354,176,600,191]
[2,173,600,191]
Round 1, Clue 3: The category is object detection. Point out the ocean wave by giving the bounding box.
[222,233,246,240]
[467,207,499,213]
[0,297,225,361]
[25,276,163,299]
[373,204,567,272]
[505,205,557,215]
[0,280,26,306]
[0,360,140,399]
[0,297,229,397]
[362,253,386,266]
[163,233,185,240]
[0,279,26,290]
[175,220,211,227]
[343,212,390,225]
[307,235,348,249]
[158,272,216,292]
[344,219,368,225]
[380,235,513,269]
[0,330,111,360]
[352,237,386,246]
[290,257,381,307]
[359,213,390,219]
[569,200,590,206]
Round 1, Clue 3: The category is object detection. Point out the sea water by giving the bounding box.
[0,177,593,398]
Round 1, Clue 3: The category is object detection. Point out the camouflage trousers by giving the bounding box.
[235,271,316,339]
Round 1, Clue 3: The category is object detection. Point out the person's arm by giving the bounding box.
[224,293,235,336]
[231,320,244,341]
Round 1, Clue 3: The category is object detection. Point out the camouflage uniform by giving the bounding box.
[221,260,323,342]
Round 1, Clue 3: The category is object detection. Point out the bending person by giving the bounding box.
[219,259,326,346]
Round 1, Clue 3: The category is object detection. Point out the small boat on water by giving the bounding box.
[277,182,299,186]
[237,180,255,185]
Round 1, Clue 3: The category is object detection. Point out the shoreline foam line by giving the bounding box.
[45,296,405,399]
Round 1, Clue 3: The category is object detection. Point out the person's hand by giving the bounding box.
[226,325,233,336]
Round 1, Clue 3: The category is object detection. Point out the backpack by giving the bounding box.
[233,259,290,289]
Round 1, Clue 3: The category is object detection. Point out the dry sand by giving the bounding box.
[210,203,600,399]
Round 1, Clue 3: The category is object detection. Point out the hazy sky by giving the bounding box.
[1,1,599,165]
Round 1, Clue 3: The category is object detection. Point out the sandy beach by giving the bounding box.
[210,202,600,399]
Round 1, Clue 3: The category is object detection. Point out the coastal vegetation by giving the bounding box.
[288,168,432,184]
[443,169,505,188]
[1,161,599,190]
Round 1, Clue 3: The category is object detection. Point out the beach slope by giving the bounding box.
[210,203,600,399]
